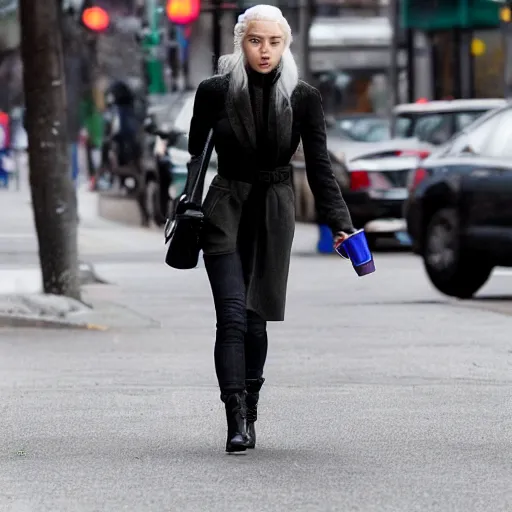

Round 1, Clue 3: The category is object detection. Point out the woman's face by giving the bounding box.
[242,20,286,74]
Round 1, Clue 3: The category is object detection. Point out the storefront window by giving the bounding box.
[473,29,504,98]
[314,70,391,116]
[431,28,504,100]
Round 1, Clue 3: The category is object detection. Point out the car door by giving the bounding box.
[458,108,512,234]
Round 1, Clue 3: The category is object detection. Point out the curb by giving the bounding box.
[0,314,109,330]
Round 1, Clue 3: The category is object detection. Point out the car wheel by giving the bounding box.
[423,208,492,298]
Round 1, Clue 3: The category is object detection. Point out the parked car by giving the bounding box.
[405,102,512,298]
[293,124,433,242]
[342,155,419,246]
[329,113,391,143]
[142,92,217,225]
[321,99,506,167]
[391,98,506,146]
[292,99,507,242]
[165,129,217,200]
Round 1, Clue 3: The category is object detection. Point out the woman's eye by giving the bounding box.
[250,38,259,44]
[271,42,280,46]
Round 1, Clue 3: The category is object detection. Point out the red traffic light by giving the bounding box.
[0,111,9,150]
[82,6,110,32]
[166,0,200,25]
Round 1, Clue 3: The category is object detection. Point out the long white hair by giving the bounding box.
[217,4,299,116]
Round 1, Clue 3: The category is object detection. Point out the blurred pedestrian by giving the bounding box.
[187,4,355,453]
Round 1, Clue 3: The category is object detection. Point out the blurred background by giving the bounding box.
[3,4,512,505]
[3,0,512,301]
[2,0,512,118]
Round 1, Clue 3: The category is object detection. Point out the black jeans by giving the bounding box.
[204,252,268,394]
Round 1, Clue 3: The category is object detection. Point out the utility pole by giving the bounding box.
[144,0,166,94]
[388,0,399,113]
[212,0,222,74]
[19,0,81,300]
[298,0,312,83]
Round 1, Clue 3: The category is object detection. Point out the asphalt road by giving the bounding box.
[1,228,511,511]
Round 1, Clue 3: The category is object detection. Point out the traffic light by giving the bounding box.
[166,0,200,25]
[82,6,110,31]
[79,0,111,33]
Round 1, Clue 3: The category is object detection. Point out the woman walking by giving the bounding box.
[188,4,355,452]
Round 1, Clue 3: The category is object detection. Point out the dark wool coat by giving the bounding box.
[188,73,354,321]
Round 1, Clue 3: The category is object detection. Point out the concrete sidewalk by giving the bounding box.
[0,186,164,288]
[0,185,169,327]
[0,184,323,328]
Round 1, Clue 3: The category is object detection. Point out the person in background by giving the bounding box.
[187,4,355,453]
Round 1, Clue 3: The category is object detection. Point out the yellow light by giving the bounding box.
[500,6,511,23]
[471,38,486,57]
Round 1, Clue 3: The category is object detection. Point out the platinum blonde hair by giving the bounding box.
[217,4,299,114]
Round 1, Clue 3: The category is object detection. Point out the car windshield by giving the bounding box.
[393,110,488,145]
[326,124,357,141]
[336,117,391,142]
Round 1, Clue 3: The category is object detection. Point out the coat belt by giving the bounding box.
[257,165,292,184]
[217,164,292,185]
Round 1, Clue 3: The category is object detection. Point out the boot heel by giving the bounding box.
[221,392,249,453]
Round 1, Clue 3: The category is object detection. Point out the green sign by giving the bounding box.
[401,0,501,30]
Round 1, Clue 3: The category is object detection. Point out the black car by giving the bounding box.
[405,102,512,298]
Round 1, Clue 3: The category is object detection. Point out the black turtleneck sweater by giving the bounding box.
[247,67,279,166]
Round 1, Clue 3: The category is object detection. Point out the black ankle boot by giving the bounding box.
[245,378,265,449]
[220,392,249,453]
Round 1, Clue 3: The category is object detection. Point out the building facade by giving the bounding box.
[400,0,505,100]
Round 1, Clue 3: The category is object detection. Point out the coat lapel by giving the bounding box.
[226,83,257,153]
[225,66,293,158]
[268,86,292,161]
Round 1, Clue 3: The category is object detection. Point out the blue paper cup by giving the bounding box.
[335,229,376,276]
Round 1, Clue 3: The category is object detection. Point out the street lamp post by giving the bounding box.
[212,0,222,74]
[144,0,166,94]
[388,0,399,113]
[297,0,312,84]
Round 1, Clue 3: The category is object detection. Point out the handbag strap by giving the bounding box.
[189,129,214,206]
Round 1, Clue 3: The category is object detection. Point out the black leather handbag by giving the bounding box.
[164,130,215,269]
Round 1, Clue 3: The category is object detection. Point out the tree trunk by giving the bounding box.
[19,0,81,300]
